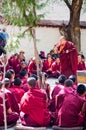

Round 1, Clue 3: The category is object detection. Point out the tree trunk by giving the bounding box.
[59,0,83,51]
[31,28,41,88]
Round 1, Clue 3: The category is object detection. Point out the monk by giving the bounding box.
[9,78,25,104]
[19,50,25,62]
[7,53,21,77]
[58,36,78,78]
[78,54,86,70]
[20,77,50,127]
[2,78,19,113]
[69,75,77,90]
[0,81,19,126]
[51,75,67,99]
[28,57,37,75]
[48,75,67,112]
[5,70,15,87]
[51,57,61,78]
[56,82,86,127]
[42,54,54,77]
[20,69,29,92]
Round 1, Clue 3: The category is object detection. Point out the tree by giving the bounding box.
[1,0,47,88]
[50,0,85,51]
[59,0,83,51]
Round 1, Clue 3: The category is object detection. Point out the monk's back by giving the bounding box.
[58,92,85,127]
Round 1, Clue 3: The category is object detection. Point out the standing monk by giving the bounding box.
[58,36,78,78]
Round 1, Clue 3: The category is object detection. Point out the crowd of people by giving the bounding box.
[0,35,86,128]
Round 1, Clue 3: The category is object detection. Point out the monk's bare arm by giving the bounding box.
[81,102,86,116]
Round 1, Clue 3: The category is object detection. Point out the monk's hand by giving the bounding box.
[66,50,69,53]
[7,108,12,114]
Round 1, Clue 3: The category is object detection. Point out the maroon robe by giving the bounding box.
[20,88,50,127]
[78,61,86,70]
[28,61,37,75]
[42,60,54,77]
[7,56,21,77]
[21,77,29,92]
[51,61,61,78]
[48,84,64,112]
[9,85,25,103]
[57,92,86,127]
[58,41,78,78]
[0,91,19,126]
[4,88,19,113]
[56,87,75,112]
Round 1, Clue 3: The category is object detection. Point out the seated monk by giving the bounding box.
[56,83,86,127]
[20,69,29,92]
[6,53,20,77]
[51,57,61,78]
[20,77,51,127]
[5,70,15,88]
[42,54,54,77]
[28,57,37,75]
[9,78,25,104]
[2,78,19,113]
[0,82,19,126]
[48,75,67,112]
[78,54,86,70]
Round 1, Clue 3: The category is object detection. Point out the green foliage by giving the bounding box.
[5,33,22,52]
[2,0,48,27]
[82,0,86,12]
[0,0,48,52]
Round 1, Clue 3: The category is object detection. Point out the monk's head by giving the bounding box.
[64,79,74,88]
[7,69,15,81]
[69,75,76,83]
[47,54,52,62]
[60,36,67,46]
[27,77,36,88]
[20,69,28,78]
[2,78,10,88]
[77,84,86,97]
[55,57,60,64]
[21,61,27,69]
[30,74,38,81]
[14,77,22,87]
[58,74,67,84]
[78,54,82,63]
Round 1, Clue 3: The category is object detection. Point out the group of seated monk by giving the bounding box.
[0,50,86,128]
[2,49,85,81]
[0,66,86,128]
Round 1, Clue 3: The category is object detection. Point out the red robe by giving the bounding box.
[9,85,25,103]
[42,60,54,77]
[78,61,86,70]
[58,41,78,78]
[51,61,61,78]
[57,92,86,127]
[28,61,37,75]
[4,88,19,113]
[7,56,21,77]
[0,91,19,126]
[20,88,50,127]
[48,84,64,112]
[21,77,29,92]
